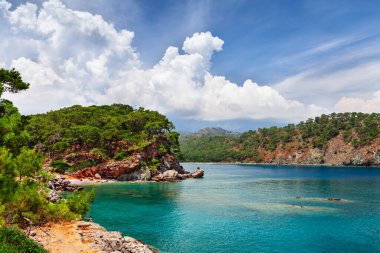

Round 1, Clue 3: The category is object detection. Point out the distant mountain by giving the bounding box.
[179,127,236,137]
[196,127,235,136]
[179,112,380,166]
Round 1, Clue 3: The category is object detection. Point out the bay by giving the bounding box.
[86,164,380,253]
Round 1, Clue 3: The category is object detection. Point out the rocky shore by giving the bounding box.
[42,160,204,252]
[70,154,204,182]
[29,221,157,253]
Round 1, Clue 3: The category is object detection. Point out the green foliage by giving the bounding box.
[0,68,95,241]
[180,112,380,162]
[16,147,43,180]
[25,104,181,166]
[149,158,161,171]
[89,148,109,162]
[67,189,95,216]
[0,226,47,253]
[0,68,29,98]
[180,134,241,162]
[71,159,96,171]
[51,160,71,174]
[114,151,127,161]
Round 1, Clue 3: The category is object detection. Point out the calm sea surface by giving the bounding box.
[86,164,380,253]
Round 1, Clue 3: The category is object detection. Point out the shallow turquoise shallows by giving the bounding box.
[86,164,380,253]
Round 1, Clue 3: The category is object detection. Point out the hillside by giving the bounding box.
[179,113,380,166]
[24,104,203,181]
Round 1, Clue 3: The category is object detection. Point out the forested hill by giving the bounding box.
[179,113,380,166]
[24,104,182,175]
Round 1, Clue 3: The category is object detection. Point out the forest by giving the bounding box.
[180,112,380,163]
[25,103,181,174]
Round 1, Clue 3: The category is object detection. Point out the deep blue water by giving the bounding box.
[86,164,380,253]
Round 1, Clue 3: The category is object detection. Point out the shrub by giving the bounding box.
[0,226,47,253]
[51,160,71,174]
[66,189,95,216]
[71,159,96,171]
[89,148,109,162]
[114,151,127,161]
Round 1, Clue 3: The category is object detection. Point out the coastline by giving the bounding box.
[29,220,157,253]
[181,161,380,167]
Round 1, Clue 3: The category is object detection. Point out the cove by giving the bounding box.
[86,164,380,253]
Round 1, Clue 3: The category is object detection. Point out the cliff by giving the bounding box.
[248,133,380,166]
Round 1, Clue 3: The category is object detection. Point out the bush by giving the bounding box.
[67,189,95,216]
[89,148,109,162]
[51,160,71,174]
[114,151,127,161]
[71,159,96,171]
[0,226,47,253]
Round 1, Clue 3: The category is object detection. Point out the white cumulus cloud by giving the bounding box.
[1,0,326,121]
[335,90,380,113]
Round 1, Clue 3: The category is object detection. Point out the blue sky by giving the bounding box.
[3,0,380,131]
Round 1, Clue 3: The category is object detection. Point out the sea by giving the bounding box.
[86,164,380,253]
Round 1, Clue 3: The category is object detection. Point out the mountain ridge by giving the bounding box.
[179,112,380,166]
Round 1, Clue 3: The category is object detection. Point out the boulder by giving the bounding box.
[190,168,204,178]
[163,170,178,178]
[140,169,152,181]
[47,190,60,203]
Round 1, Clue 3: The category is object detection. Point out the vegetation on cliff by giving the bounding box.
[0,68,95,251]
[180,113,380,165]
[23,103,181,175]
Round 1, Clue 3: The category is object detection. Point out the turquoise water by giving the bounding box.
[87,164,380,253]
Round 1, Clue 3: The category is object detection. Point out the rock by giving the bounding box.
[140,169,151,181]
[161,170,179,182]
[160,154,188,174]
[327,198,342,202]
[352,154,364,165]
[48,178,83,192]
[163,170,178,178]
[94,173,101,180]
[151,173,163,182]
[72,155,141,179]
[47,190,60,203]
[82,222,158,253]
[77,222,92,229]
[190,168,204,178]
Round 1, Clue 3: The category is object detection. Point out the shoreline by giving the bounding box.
[180,162,380,167]
[29,220,157,253]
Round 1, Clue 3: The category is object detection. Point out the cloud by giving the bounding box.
[272,33,380,108]
[335,90,380,113]
[1,0,326,121]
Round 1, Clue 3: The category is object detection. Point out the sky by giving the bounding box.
[1,0,380,131]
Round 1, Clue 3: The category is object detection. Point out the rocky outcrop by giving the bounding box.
[72,155,141,179]
[152,168,204,182]
[77,222,157,253]
[47,177,83,203]
[190,168,204,178]
[48,177,83,192]
[70,153,204,182]
[251,133,380,166]
[29,221,157,253]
